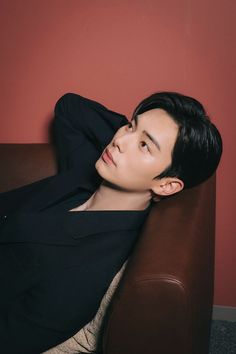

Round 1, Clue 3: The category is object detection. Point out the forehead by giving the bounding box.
[137,108,179,135]
[136,108,179,151]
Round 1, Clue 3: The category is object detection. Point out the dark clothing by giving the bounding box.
[0,94,151,354]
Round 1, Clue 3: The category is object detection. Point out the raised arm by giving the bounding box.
[54,93,128,172]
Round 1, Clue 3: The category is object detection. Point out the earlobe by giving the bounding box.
[152,178,184,197]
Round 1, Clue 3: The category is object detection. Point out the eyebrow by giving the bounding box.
[133,115,161,151]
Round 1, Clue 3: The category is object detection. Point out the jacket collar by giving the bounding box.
[65,207,151,239]
[0,206,152,245]
[20,166,102,212]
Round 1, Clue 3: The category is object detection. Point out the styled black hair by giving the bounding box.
[132,92,222,188]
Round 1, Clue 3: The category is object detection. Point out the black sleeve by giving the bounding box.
[0,94,127,216]
[54,93,128,172]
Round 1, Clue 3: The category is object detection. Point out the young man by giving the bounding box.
[0,91,222,353]
[64,91,222,211]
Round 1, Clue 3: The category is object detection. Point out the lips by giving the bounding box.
[102,148,116,165]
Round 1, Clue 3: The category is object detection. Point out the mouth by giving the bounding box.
[102,148,116,166]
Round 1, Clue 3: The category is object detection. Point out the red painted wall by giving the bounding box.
[0,0,235,306]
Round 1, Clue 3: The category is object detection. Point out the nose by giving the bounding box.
[112,131,129,152]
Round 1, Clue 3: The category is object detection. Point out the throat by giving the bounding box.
[70,182,151,211]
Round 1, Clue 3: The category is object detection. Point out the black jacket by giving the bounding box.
[0,93,151,354]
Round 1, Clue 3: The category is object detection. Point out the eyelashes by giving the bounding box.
[126,122,133,131]
[125,123,150,152]
[140,141,150,151]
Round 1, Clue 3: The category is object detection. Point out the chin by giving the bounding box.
[95,159,104,176]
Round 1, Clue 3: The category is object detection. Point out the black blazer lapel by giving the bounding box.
[18,166,102,212]
[0,207,151,245]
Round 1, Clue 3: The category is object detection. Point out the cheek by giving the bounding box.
[128,154,156,172]
[118,154,157,182]
[96,152,161,189]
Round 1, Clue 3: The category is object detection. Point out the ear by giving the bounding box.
[151,177,184,198]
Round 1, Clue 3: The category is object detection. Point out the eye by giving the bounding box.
[126,122,133,131]
[140,141,150,152]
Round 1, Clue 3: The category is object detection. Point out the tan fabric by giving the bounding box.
[43,261,127,354]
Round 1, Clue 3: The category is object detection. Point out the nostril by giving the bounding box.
[113,139,122,152]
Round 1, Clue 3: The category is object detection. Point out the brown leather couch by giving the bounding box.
[0,144,215,354]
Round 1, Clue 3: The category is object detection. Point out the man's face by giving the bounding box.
[95,108,179,193]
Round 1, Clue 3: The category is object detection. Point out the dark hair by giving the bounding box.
[132,92,222,188]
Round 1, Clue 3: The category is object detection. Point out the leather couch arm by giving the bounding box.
[103,176,215,354]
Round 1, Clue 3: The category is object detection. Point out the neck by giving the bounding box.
[85,180,151,211]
